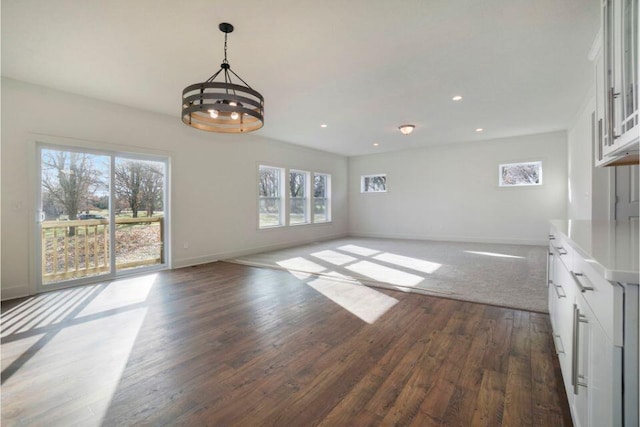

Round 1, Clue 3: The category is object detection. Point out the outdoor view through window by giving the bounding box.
[40,148,166,284]
[498,161,542,187]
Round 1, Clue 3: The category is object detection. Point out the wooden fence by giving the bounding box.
[41,217,164,283]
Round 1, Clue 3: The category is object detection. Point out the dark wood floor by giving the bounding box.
[1,262,572,426]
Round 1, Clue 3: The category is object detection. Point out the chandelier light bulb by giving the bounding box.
[231,111,240,120]
[208,109,219,119]
[229,101,237,107]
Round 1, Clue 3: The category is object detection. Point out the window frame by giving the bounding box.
[498,161,543,188]
[258,164,285,229]
[361,174,387,193]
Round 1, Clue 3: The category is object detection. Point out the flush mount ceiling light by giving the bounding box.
[182,22,264,133]
[398,124,415,135]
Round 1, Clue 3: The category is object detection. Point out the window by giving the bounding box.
[259,167,331,228]
[313,173,331,223]
[259,165,284,228]
[498,161,542,187]
[289,170,310,225]
[361,174,387,193]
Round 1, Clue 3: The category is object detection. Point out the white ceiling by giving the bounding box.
[1,0,600,156]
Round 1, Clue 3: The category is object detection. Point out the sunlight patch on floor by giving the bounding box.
[1,272,158,426]
[77,273,157,317]
[373,252,441,274]
[346,261,424,287]
[1,286,98,337]
[464,251,525,259]
[310,250,357,266]
[337,244,381,257]
[277,257,327,279]
[307,272,398,324]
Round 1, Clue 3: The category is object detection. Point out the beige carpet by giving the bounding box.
[227,237,548,313]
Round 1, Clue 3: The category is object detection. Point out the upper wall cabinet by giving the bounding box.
[596,0,639,167]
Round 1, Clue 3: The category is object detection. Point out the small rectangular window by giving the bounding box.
[498,161,542,187]
[289,170,310,225]
[313,173,331,223]
[361,174,387,193]
[259,165,284,228]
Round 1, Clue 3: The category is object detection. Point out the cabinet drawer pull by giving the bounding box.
[572,304,588,395]
[553,245,567,256]
[553,334,565,355]
[571,271,594,292]
[572,304,579,394]
[552,282,566,299]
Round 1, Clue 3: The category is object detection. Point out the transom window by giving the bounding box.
[361,174,387,193]
[498,161,542,187]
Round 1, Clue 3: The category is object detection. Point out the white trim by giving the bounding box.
[588,28,603,61]
[1,286,32,301]
[348,231,547,246]
[172,231,349,268]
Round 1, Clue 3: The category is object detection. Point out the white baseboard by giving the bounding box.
[172,232,349,269]
[1,285,31,301]
[348,231,547,246]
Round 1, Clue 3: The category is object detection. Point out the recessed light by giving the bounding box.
[452,95,463,101]
[373,142,379,146]
[320,124,328,128]
[475,128,484,132]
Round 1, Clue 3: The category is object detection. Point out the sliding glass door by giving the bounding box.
[37,144,168,290]
[114,157,166,273]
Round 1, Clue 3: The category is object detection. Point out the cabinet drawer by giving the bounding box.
[549,232,574,272]
[572,255,624,346]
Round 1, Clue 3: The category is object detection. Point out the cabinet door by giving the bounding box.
[595,48,608,165]
[573,298,622,427]
[602,0,617,155]
[619,0,638,139]
[572,302,590,427]
[553,262,575,398]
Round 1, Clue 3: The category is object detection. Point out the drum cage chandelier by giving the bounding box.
[182,22,264,133]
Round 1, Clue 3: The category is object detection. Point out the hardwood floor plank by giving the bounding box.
[471,369,507,426]
[0,261,571,426]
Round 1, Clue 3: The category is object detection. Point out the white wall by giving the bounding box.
[349,132,568,245]
[1,78,348,300]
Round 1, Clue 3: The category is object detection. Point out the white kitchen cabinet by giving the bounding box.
[548,220,638,426]
[596,0,639,167]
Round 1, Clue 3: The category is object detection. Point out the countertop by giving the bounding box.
[549,220,639,283]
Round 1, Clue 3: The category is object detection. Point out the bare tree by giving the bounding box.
[140,164,164,217]
[289,172,305,197]
[502,164,540,185]
[115,161,143,218]
[41,150,103,234]
[116,160,164,218]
